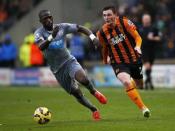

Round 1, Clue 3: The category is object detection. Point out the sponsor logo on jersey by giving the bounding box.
[49,39,64,49]
[111,33,126,45]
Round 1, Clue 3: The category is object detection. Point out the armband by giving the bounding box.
[89,34,96,41]
[47,35,53,42]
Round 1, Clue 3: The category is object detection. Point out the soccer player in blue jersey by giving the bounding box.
[34,10,107,120]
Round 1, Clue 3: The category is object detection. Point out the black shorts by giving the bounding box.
[142,48,155,64]
[111,63,143,79]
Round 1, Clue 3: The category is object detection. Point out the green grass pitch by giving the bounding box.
[0,86,175,131]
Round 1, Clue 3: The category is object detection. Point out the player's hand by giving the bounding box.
[92,38,100,49]
[103,56,110,64]
[52,26,59,38]
[134,46,142,55]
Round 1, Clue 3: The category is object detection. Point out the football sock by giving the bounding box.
[84,81,96,94]
[77,96,97,112]
[72,88,97,112]
[126,82,146,109]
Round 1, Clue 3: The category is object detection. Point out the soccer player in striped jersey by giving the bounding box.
[96,6,150,118]
[34,10,107,120]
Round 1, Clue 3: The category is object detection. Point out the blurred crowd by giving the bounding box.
[0,33,45,68]
[117,0,175,58]
[0,0,175,68]
[0,0,43,34]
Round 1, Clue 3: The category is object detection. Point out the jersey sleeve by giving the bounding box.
[61,23,78,34]
[123,18,136,32]
[123,18,142,47]
[34,29,44,44]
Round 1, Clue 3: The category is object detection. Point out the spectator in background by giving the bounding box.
[19,33,44,67]
[19,36,31,67]
[139,14,162,90]
[0,2,8,33]
[0,41,4,67]
[17,0,32,19]
[2,34,17,68]
[29,33,44,67]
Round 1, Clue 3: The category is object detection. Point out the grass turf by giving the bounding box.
[0,86,175,131]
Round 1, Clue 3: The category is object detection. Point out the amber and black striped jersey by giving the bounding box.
[97,16,142,65]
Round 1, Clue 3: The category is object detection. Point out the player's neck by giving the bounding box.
[109,22,116,28]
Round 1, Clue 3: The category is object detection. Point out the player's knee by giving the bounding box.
[78,76,89,86]
[123,80,132,88]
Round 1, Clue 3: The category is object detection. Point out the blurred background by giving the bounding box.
[0,0,175,88]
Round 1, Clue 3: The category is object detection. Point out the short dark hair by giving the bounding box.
[38,10,52,20]
[102,5,116,14]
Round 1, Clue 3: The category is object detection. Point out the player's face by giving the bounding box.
[103,9,116,25]
[40,16,53,31]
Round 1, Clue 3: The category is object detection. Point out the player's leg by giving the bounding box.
[75,68,96,94]
[117,72,146,109]
[70,59,107,104]
[54,69,100,120]
[130,64,151,117]
[130,63,144,89]
[71,87,100,120]
[75,68,107,104]
[117,72,150,117]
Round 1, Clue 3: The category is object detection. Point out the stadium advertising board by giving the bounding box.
[11,68,40,85]
[151,65,175,88]
[0,68,11,85]
[92,66,122,87]
[92,65,175,88]
[39,67,58,86]
[1,65,175,88]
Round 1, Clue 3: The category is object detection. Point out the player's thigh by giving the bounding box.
[54,68,78,94]
[111,64,130,77]
[68,59,83,79]
[111,64,131,86]
[117,72,131,87]
[130,63,143,80]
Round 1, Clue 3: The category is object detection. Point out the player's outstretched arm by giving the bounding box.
[77,25,100,48]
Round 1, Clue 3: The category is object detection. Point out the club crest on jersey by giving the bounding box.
[128,20,134,26]
[111,33,126,45]
[49,39,64,49]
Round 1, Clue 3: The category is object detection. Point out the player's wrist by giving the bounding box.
[89,34,96,41]
[47,35,53,42]
[135,46,140,49]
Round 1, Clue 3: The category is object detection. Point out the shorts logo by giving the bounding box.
[139,67,143,75]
